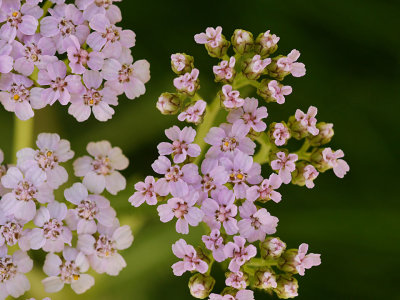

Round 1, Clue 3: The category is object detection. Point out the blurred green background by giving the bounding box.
[1,0,399,299]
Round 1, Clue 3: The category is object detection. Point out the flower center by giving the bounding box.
[60,260,80,283]
[15,180,37,202]
[7,11,22,27]
[58,18,76,37]
[24,43,41,62]
[35,149,58,170]
[92,155,112,175]
[173,201,188,219]
[103,25,120,43]
[118,64,133,83]
[201,174,215,192]
[43,219,63,241]
[51,77,68,92]
[95,0,113,8]
[10,83,30,103]
[83,88,102,106]
[172,140,188,155]
[165,166,183,182]
[229,171,246,183]
[221,137,238,152]
[95,235,116,258]
[0,221,23,246]
[77,199,98,220]
[0,256,17,283]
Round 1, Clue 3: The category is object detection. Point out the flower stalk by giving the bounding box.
[12,116,34,164]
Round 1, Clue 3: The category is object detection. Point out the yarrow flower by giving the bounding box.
[0,0,150,121]
[0,134,132,298]
[132,26,349,299]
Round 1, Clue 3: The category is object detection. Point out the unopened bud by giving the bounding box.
[231,29,254,54]
[156,93,181,115]
[266,56,289,81]
[213,57,236,84]
[308,122,334,147]
[189,274,215,299]
[254,267,278,290]
[278,249,298,274]
[255,30,280,57]
[171,53,194,75]
[274,275,299,299]
[260,237,286,259]
[242,55,271,80]
[206,36,230,58]
[287,116,308,140]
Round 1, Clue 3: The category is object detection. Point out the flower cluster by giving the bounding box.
[136,27,350,299]
[0,0,150,122]
[0,133,133,299]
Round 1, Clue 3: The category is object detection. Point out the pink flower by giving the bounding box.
[202,187,238,235]
[205,120,255,159]
[0,40,14,74]
[303,165,319,188]
[37,60,83,105]
[221,85,244,109]
[171,53,187,72]
[322,148,350,178]
[295,106,319,135]
[0,213,30,250]
[238,201,278,242]
[102,56,150,100]
[40,4,89,53]
[199,158,228,198]
[277,49,306,77]
[17,133,74,189]
[64,183,116,234]
[157,126,201,164]
[224,236,257,272]
[272,123,290,146]
[260,30,280,49]
[68,70,117,122]
[13,34,57,76]
[78,220,133,276]
[151,156,200,197]
[220,152,262,199]
[264,238,286,258]
[213,57,235,81]
[226,271,247,289]
[171,239,208,276]
[202,229,226,262]
[178,100,206,124]
[129,176,158,207]
[246,174,282,203]
[0,74,45,120]
[0,165,53,221]
[73,141,129,195]
[209,290,255,300]
[194,26,223,48]
[67,36,104,74]
[271,152,298,184]
[295,243,321,276]
[0,1,39,42]
[173,68,199,95]
[42,247,94,294]
[268,80,292,104]
[227,98,268,132]
[157,192,203,234]
[248,55,271,74]
[0,246,33,299]
[87,14,135,58]
[29,201,72,252]
[76,0,122,24]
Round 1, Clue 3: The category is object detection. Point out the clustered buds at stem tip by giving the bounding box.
[132,25,349,300]
[0,133,132,299]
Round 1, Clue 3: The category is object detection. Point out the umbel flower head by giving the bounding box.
[0,0,150,122]
[135,26,349,299]
[0,133,133,298]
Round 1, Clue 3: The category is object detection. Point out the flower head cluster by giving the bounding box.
[0,133,132,299]
[0,0,150,122]
[135,26,349,299]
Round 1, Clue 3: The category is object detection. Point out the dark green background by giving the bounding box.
[1,0,399,299]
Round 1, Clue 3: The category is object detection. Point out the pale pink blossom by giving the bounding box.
[194,26,222,48]
[221,85,244,109]
[268,80,292,104]
[322,148,350,178]
[76,0,122,24]
[303,165,319,188]
[178,100,206,124]
[226,271,247,289]
[224,236,257,272]
[173,68,199,94]
[227,98,268,132]
[209,289,255,300]
[260,30,280,49]
[277,49,306,77]
[295,243,321,276]
[259,271,277,289]
[246,174,282,203]
[248,55,271,74]
[171,239,208,276]
[272,123,290,146]
[271,152,298,184]
[129,176,158,207]
[213,57,235,81]
[295,106,319,135]
[202,229,226,262]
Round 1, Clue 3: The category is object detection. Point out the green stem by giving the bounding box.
[254,133,272,164]
[40,1,53,19]
[12,117,34,164]
[193,95,221,164]
[246,257,278,268]
[295,139,312,161]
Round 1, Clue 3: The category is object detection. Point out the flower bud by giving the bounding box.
[173,68,200,96]
[253,267,278,290]
[213,57,236,84]
[206,35,230,58]
[231,29,254,54]
[260,237,286,259]
[308,122,334,147]
[156,93,181,115]
[255,30,280,58]
[266,56,289,81]
[189,274,216,299]
[310,148,331,172]
[171,53,194,75]
[268,122,291,146]
[287,116,308,140]
[292,162,319,189]
[274,275,299,299]
[242,55,271,80]
[278,249,298,274]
